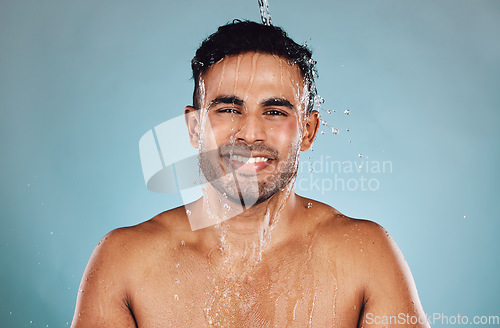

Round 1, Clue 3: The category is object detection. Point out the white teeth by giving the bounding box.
[231,155,268,164]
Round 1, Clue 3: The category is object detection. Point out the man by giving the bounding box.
[72,21,429,327]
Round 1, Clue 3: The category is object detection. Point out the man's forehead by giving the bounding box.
[205,52,302,79]
[215,52,293,64]
[202,52,305,100]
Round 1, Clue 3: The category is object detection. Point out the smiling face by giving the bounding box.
[186,52,318,207]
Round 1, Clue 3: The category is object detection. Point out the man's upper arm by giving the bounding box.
[360,222,430,328]
[71,229,138,328]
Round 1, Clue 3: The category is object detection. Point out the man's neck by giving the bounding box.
[194,186,298,263]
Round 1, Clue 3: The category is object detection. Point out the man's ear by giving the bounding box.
[300,110,320,151]
[185,106,200,148]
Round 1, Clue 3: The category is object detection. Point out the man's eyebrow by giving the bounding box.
[261,97,295,111]
[209,96,244,108]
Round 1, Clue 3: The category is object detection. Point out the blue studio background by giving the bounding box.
[1,0,499,326]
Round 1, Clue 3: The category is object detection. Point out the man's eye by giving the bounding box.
[265,110,287,116]
[217,108,240,114]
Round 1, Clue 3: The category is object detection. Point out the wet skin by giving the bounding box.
[72,53,429,327]
[192,53,310,209]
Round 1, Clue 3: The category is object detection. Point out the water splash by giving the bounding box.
[258,0,272,25]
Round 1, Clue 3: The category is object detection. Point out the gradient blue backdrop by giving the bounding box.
[1,0,499,326]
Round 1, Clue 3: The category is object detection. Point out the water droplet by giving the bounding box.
[193,180,196,185]
[344,109,350,115]
[175,279,180,284]
[332,127,339,134]
[223,204,230,210]
[50,232,53,235]
[175,263,180,268]
[463,216,466,219]
[186,210,191,216]
[180,240,185,246]
[306,202,313,209]
[174,294,179,301]
[348,140,352,143]
[326,109,332,114]
[321,120,327,126]
[346,128,350,132]
[258,0,272,25]
[320,131,325,135]
[358,154,363,158]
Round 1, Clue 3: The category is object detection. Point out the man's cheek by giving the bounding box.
[273,125,301,146]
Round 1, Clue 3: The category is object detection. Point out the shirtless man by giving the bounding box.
[72,21,429,327]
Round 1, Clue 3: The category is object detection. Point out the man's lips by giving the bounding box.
[221,154,274,173]
[230,154,271,164]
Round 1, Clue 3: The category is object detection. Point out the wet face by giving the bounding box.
[188,53,314,206]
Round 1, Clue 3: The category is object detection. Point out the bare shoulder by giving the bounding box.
[94,205,191,263]
[299,196,427,324]
[297,195,390,246]
[79,206,188,285]
[297,195,406,277]
[72,206,191,327]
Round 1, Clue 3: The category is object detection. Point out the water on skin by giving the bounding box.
[202,230,335,327]
[186,48,348,325]
[198,76,230,228]
[197,55,317,325]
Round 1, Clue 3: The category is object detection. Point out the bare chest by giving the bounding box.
[128,243,363,327]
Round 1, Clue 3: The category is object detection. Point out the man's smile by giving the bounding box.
[231,155,270,164]
[221,153,275,174]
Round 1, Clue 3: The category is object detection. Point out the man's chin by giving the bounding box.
[208,182,275,208]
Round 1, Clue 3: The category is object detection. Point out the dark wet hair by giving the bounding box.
[191,20,317,113]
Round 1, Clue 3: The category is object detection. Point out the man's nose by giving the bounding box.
[235,113,266,144]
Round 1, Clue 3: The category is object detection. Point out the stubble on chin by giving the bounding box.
[198,142,300,208]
